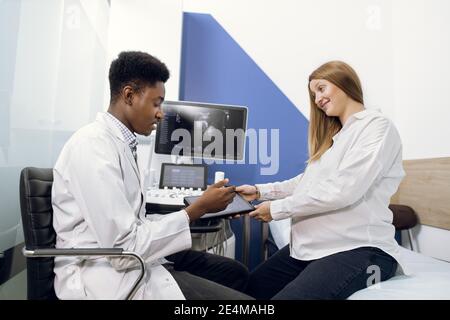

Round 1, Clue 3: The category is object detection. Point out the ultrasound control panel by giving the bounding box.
[146,163,207,214]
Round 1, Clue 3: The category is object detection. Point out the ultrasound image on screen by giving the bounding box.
[155,102,247,160]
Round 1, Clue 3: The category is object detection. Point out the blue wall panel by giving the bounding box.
[180,12,309,270]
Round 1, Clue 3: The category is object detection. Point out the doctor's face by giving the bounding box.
[127,81,165,136]
[309,79,350,118]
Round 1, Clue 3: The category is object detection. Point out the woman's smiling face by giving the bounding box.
[309,79,350,118]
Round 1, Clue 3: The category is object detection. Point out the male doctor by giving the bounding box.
[52,51,251,299]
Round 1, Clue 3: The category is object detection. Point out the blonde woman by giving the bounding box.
[236,61,406,300]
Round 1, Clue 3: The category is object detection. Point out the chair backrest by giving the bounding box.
[389,204,419,230]
[19,167,57,300]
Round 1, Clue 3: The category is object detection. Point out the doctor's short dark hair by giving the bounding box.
[108,51,170,103]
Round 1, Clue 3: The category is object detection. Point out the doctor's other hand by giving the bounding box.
[235,184,259,202]
[249,201,273,222]
[185,179,236,221]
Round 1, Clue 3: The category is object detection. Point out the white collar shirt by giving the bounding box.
[257,108,409,274]
[106,112,138,160]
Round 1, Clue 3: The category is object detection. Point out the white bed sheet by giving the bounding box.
[269,221,450,299]
[349,246,450,300]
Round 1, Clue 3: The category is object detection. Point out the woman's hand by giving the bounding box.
[249,201,273,222]
[235,184,259,201]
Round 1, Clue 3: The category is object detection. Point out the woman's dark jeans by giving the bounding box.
[246,245,397,300]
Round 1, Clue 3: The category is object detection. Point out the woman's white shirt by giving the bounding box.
[256,109,409,274]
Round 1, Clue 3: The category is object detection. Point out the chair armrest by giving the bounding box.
[22,247,145,300]
[23,248,124,256]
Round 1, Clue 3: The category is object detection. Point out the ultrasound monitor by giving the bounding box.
[159,163,207,190]
[155,101,247,160]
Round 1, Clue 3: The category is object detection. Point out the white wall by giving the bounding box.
[183,0,450,261]
[107,0,184,185]
[393,0,450,161]
[183,0,396,121]
[392,0,450,261]
[107,0,183,101]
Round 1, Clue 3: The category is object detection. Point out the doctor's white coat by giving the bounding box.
[52,112,192,299]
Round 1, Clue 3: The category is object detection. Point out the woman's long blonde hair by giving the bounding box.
[307,61,364,163]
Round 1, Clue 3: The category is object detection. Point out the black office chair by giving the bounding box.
[19,167,146,300]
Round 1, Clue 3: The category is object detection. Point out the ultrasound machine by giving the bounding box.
[142,101,249,258]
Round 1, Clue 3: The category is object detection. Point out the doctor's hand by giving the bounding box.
[185,179,236,221]
[235,184,259,202]
[249,201,273,222]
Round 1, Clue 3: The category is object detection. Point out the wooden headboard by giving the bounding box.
[391,157,450,230]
